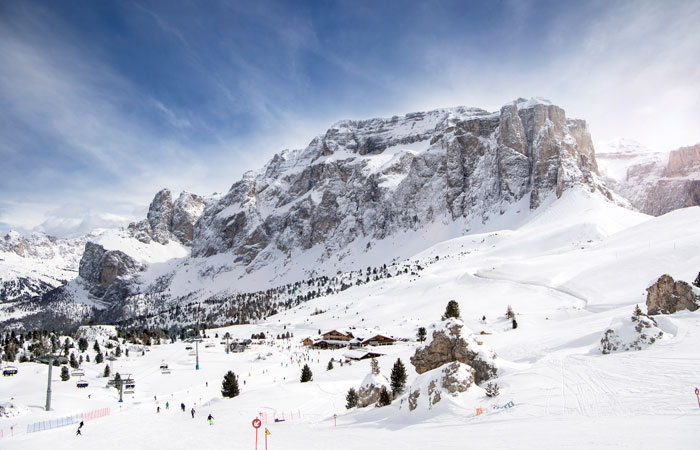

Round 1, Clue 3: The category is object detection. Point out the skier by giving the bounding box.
[166,401,169,409]
[157,406,160,413]
[76,421,83,436]
[191,407,195,418]
[181,403,185,412]
[207,413,214,425]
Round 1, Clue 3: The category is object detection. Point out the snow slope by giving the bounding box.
[2,187,699,449]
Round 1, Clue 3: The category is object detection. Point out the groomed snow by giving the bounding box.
[2,188,699,449]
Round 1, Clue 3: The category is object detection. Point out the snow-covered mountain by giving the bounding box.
[0,98,649,331]
[597,138,700,215]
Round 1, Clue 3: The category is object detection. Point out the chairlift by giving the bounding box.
[2,366,18,376]
[71,369,85,377]
[205,343,214,348]
[161,368,171,374]
[159,363,168,370]
[124,382,136,394]
[76,380,89,388]
[188,351,196,356]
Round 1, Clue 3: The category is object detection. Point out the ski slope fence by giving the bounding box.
[259,409,302,425]
[24,407,110,434]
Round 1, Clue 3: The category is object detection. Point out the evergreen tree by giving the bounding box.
[69,353,78,369]
[113,373,122,391]
[125,349,129,357]
[377,386,391,407]
[327,360,334,371]
[103,364,110,378]
[345,387,358,409]
[485,382,500,397]
[300,364,313,382]
[694,272,700,289]
[416,327,427,342]
[86,354,90,363]
[78,337,88,352]
[115,346,122,357]
[93,341,100,353]
[60,365,70,381]
[95,352,104,364]
[512,318,518,329]
[442,300,461,320]
[221,371,240,398]
[390,359,407,396]
[370,358,380,375]
[79,354,83,365]
[506,305,515,319]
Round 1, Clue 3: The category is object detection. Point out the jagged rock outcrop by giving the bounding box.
[598,140,700,216]
[128,189,205,245]
[406,362,475,411]
[78,242,141,297]
[410,318,496,384]
[192,98,604,266]
[646,274,699,315]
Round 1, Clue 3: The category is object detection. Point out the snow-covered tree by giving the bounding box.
[416,327,427,342]
[60,365,70,381]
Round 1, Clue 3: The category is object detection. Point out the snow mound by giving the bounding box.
[599,308,665,354]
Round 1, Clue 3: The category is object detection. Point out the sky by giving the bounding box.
[1,0,699,237]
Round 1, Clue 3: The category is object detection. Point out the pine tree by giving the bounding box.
[416,327,427,342]
[115,346,122,357]
[103,364,110,378]
[78,337,88,352]
[442,300,461,320]
[370,358,380,375]
[79,354,84,365]
[693,272,700,288]
[345,387,358,409]
[327,360,334,371]
[60,365,70,381]
[512,318,518,329]
[69,353,78,369]
[377,386,391,407]
[221,371,240,398]
[93,341,100,353]
[113,372,122,391]
[631,304,644,321]
[506,305,515,319]
[86,354,90,363]
[390,359,407,396]
[95,352,104,364]
[485,382,500,397]
[300,364,313,382]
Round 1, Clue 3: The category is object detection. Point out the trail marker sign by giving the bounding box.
[253,417,262,450]
[695,388,699,408]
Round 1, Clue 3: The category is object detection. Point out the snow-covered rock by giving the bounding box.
[645,274,699,315]
[406,361,476,411]
[357,371,392,408]
[600,307,665,354]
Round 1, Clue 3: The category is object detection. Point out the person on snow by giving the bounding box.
[181,403,185,412]
[157,406,160,413]
[166,401,169,409]
[76,421,84,436]
[207,414,214,425]
[191,408,195,418]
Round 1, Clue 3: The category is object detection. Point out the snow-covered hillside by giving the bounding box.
[2,186,699,449]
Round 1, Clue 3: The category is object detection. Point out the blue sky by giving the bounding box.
[1,0,699,236]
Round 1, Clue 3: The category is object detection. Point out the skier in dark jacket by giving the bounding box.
[191,408,195,418]
[207,414,214,425]
[181,403,185,412]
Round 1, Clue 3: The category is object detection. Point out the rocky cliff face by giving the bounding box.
[128,189,205,245]
[646,274,699,315]
[598,140,700,216]
[191,98,605,267]
[78,242,141,297]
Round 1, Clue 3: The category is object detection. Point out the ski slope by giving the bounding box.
[2,188,699,449]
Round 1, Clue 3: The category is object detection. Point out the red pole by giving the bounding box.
[695,388,700,408]
[265,432,268,450]
[255,428,258,450]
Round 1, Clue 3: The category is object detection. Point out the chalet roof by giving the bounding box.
[342,349,384,360]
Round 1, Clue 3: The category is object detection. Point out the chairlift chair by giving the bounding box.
[76,380,89,388]
[2,366,18,376]
[71,369,85,376]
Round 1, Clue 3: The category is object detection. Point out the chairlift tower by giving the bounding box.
[37,353,60,411]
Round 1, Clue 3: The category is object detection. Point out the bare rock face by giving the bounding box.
[410,318,496,384]
[599,141,700,216]
[646,274,699,315]
[128,189,204,245]
[78,242,141,296]
[192,99,603,266]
